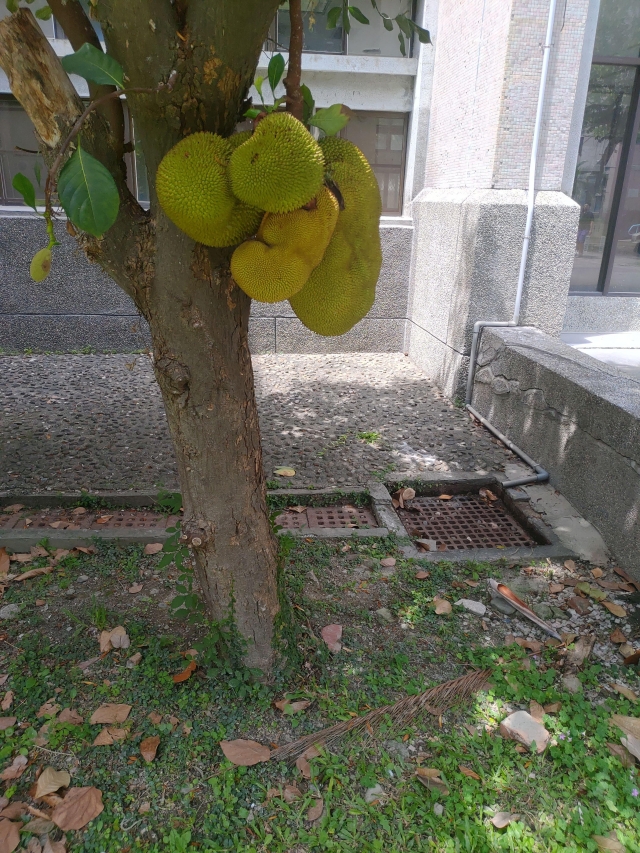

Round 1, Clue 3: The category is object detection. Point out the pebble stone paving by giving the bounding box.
[0,353,514,494]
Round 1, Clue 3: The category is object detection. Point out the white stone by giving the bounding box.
[433,803,444,816]
[0,604,19,620]
[376,607,393,623]
[364,785,385,804]
[454,599,487,616]
[499,711,550,754]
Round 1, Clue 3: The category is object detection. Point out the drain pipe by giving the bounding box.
[464,0,558,488]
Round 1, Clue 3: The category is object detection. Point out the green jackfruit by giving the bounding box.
[30,247,52,282]
[231,186,339,303]
[289,138,382,336]
[229,112,325,214]
[156,132,262,247]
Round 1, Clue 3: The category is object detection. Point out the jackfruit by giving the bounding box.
[289,138,382,336]
[229,112,325,213]
[30,247,52,282]
[156,132,262,247]
[231,186,339,302]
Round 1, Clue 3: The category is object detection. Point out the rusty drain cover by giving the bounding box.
[276,506,377,530]
[396,494,536,550]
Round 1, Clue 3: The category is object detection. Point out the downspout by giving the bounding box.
[465,0,559,489]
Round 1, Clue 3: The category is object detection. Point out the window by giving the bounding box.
[0,99,47,205]
[274,0,414,58]
[341,112,408,214]
[570,0,640,295]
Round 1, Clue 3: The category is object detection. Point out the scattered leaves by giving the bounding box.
[51,787,104,831]
[491,812,519,829]
[606,742,635,767]
[143,543,163,555]
[610,682,637,702]
[274,467,295,477]
[0,551,9,578]
[172,659,196,683]
[295,755,311,779]
[321,624,342,653]
[109,626,130,649]
[380,557,396,568]
[415,571,430,580]
[90,704,131,725]
[140,736,160,762]
[433,597,452,615]
[0,755,27,781]
[610,714,640,740]
[602,602,627,618]
[127,583,143,594]
[148,712,162,725]
[458,765,481,780]
[274,699,311,714]
[307,797,324,821]
[564,559,576,572]
[592,833,626,853]
[415,768,449,795]
[36,701,60,719]
[283,785,302,803]
[1,693,12,712]
[0,719,15,732]
[439,494,453,501]
[34,767,71,799]
[529,700,545,722]
[0,818,20,853]
[220,739,270,766]
[610,628,627,644]
[548,583,564,594]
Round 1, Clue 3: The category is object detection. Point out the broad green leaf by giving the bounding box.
[57,144,119,237]
[326,5,342,29]
[308,103,350,136]
[342,4,351,34]
[254,76,264,99]
[33,161,42,187]
[267,53,285,95]
[397,30,406,57]
[383,17,393,31]
[244,107,263,120]
[410,20,431,43]
[301,84,315,125]
[6,0,19,12]
[61,43,124,88]
[35,5,52,19]
[395,13,413,38]
[348,5,369,24]
[12,173,37,212]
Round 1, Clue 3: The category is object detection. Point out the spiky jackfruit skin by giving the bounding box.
[231,186,339,303]
[156,132,262,247]
[229,113,325,214]
[289,138,382,336]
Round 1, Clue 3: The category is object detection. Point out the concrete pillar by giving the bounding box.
[407,0,591,398]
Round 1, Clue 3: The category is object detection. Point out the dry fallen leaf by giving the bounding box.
[4,505,23,514]
[415,571,430,580]
[602,602,627,618]
[621,734,640,761]
[95,516,113,525]
[1,693,13,712]
[99,631,113,655]
[610,628,627,644]
[148,712,162,726]
[274,467,295,477]
[606,742,635,768]
[109,626,130,649]
[108,728,127,742]
[0,818,20,853]
[58,708,83,726]
[611,682,638,702]
[458,765,481,780]
[283,785,302,804]
[138,802,151,814]
[624,650,640,666]
[43,837,67,853]
[439,494,453,501]
[296,755,312,779]
[35,767,71,799]
[529,700,545,723]
[220,739,270,766]
[172,659,197,683]
[0,803,26,820]
[140,736,160,762]
[592,833,626,852]
[380,557,396,568]
[143,543,163,555]
[321,624,342,653]
[274,699,311,714]
[415,768,449,795]
[543,702,562,714]
[491,812,519,829]
[548,583,564,594]
[433,598,452,615]
[0,551,10,578]
[8,554,32,564]
[93,730,114,746]
[37,701,60,719]
[1,755,27,781]
[564,559,576,572]
[0,719,16,732]
[51,787,104,831]
[590,567,604,578]
[610,714,640,740]
[90,704,132,725]
[127,583,143,594]
[307,797,324,821]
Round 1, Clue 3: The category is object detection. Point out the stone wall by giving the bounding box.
[0,215,412,354]
[471,325,640,577]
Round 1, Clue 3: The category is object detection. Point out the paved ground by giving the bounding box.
[562,331,640,381]
[0,353,514,494]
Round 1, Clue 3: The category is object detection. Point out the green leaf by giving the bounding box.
[6,0,19,12]
[254,75,264,99]
[395,13,413,38]
[326,5,342,29]
[33,161,42,188]
[397,30,406,57]
[61,43,124,88]
[267,53,285,95]
[342,4,351,34]
[12,173,37,212]
[301,83,315,125]
[57,143,120,237]
[414,23,431,44]
[243,107,263,120]
[35,5,52,19]
[308,103,350,136]
[348,5,369,24]
[383,17,393,31]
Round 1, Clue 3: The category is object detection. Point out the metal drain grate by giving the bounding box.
[275,506,377,530]
[396,494,536,550]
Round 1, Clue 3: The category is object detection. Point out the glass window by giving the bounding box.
[570,65,636,291]
[347,0,411,58]
[609,127,640,292]
[594,0,640,59]
[277,1,344,54]
[341,112,407,214]
[0,100,47,206]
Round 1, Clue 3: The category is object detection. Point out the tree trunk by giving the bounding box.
[146,231,279,672]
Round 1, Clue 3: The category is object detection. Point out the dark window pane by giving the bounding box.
[609,126,640,292]
[0,101,47,205]
[570,65,636,291]
[278,1,343,54]
[594,0,640,59]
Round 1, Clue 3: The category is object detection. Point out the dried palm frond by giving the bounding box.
[270,668,491,763]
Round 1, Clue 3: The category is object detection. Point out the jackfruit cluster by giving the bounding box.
[155,117,382,336]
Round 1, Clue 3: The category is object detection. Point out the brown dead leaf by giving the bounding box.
[464,579,479,588]
[564,560,576,572]
[458,765,481,780]
[624,650,640,666]
[602,602,627,618]
[138,802,151,814]
[0,818,20,853]
[0,803,26,820]
[172,659,196,683]
[610,714,640,740]
[75,547,94,555]
[0,551,10,577]
[522,639,542,653]
[140,736,160,762]
[433,598,452,615]
[592,833,626,852]
[92,729,114,746]
[613,566,640,591]
[0,719,15,732]
[590,567,604,578]
[321,624,342,653]
[95,516,112,525]
[34,767,71,799]
[439,494,453,500]
[415,538,438,552]
[610,682,637,702]
[109,626,130,650]
[491,812,519,829]
[415,768,449,795]
[127,583,143,594]
[296,755,311,779]
[307,797,324,821]
[621,734,640,762]
[380,557,396,568]
[283,785,302,804]
[9,554,32,564]
[58,708,83,726]
[529,700,545,723]
[108,728,127,742]
[99,631,113,655]
[567,635,595,668]
[610,628,627,644]
[543,702,562,714]
[90,704,131,725]
[606,742,636,767]
[479,489,498,501]
[302,745,322,760]
[143,543,163,555]
[35,599,46,607]
[36,702,60,719]
[548,583,564,594]
[4,505,23,514]
[148,712,162,726]
[43,837,67,853]
[1,755,27,781]
[15,566,55,582]
[0,693,12,712]
[274,699,311,714]
[220,739,270,766]
[51,787,103,831]
[415,571,430,580]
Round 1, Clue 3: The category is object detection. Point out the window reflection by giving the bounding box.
[341,113,407,214]
[610,130,640,292]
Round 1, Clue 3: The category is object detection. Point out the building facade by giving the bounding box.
[1,0,639,395]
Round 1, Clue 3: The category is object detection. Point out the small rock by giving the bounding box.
[77,575,89,583]
[127,652,142,668]
[490,596,516,616]
[568,596,591,616]
[384,740,410,760]
[532,603,553,620]
[376,607,393,623]
[499,711,549,754]
[619,643,635,657]
[562,674,582,694]
[454,599,486,616]
[508,576,548,597]
[433,803,444,816]
[364,784,385,804]
[65,587,76,599]
[0,604,20,620]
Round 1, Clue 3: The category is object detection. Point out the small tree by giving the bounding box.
[0,0,428,673]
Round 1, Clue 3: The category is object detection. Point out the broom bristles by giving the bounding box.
[270,668,491,763]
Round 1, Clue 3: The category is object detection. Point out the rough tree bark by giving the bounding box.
[283,0,304,121]
[0,1,283,671]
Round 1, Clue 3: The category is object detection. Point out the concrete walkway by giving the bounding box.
[0,353,513,494]
[562,331,640,381]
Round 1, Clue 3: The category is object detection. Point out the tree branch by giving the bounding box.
[284,0,304,121]
[47,0,126,158]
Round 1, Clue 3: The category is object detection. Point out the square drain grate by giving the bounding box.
[276,506,377,530]
[396,494,536,550]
